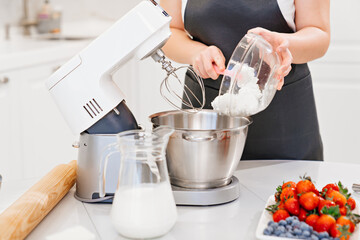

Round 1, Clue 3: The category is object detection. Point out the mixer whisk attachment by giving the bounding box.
[151,50,205,111]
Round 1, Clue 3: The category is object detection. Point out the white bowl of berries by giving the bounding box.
[256,175,359,240]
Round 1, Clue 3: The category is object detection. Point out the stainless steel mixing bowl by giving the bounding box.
[149,110,252,189]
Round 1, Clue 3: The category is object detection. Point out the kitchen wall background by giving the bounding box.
[0,0,139,25]
[0,0,359,182]
[308,0,360,163]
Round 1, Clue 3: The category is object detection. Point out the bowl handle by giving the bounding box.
[182,133,216,142]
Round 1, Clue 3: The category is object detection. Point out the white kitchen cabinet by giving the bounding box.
[0,73,22,181]
[0,61,77,181]
[19,62,78,179]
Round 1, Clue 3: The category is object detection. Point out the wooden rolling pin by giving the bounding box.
[0,160,77,240]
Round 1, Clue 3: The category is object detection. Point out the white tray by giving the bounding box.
[255,195,359,240]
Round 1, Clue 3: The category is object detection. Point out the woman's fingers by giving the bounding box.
[213,47,226,71]
[191,46,226,80]
[248,27,271,36]
[201,52,218,80]
[277,77,284,90]
[277,37,289,51]
[277,47,293,78]
[213,64,225,74]
[193,55,209,79]
[205,46,226,79]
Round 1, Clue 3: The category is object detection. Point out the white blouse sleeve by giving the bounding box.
[181,0,188,23]
[277,0,296,31]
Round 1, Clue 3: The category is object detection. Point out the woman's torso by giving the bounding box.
[181,0,324,160]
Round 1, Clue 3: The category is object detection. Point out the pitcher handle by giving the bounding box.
[99,142,119,198]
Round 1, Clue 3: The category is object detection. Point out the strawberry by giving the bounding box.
[272,209,290,222]
[285,197,300,216]
[318,199,336,215]
[347,197,356,210]
[278,202,286,210]
[315,214,336,233]
[299,192,320,211]
[280,187,297,202]
[296,174,316,194]
[313,188,320,196]
[265,202,290,222]
[330,224,350,240]
[282,181,296,190]
[327,190,347,208]
[266,202,289,222]
[305,214,319,228]
[339,206,347,216]
[337,216,355,233]
[315,206,340,233]
[322,183,340,193]
[298,208,308,221]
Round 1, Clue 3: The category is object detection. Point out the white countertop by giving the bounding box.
[1,160,360,240]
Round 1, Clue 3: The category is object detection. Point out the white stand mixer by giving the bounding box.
[46,0,240,205]
[46,0,171,134]
[46,0,173,203]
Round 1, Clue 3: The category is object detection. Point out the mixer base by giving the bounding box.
[171,176,240,206]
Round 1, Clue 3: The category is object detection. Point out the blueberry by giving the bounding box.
[270,222,279,228]
[300,222,310,231]
[286,225,293,231]
[285,232,294,238]
[263,228,271,235]
[286,217,294,224]
[279,233,286,237]
[278,225,286,233]
[279,220,287,226]
[294,228,302,235]
[265,226,274,234]
[292,219,300,227]
[311,234,319,240]
[302,230,311,237]
[319,232,329,238]
[274,229,282,236]
[267,220,275,227]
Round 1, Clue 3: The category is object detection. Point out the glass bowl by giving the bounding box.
[212,33,280,117]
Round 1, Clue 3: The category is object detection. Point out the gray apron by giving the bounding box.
[183,0,323,160]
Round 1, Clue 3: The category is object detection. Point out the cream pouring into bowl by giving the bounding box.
[150,110,252,189]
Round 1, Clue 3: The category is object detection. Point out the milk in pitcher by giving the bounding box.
[111,181,177,239]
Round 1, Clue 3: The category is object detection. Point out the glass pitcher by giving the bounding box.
[99,127,177,239]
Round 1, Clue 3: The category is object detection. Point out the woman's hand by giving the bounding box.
[248,27,293,90]
[191,45,226,80]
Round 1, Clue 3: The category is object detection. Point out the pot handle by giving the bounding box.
[182,133,216,142]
